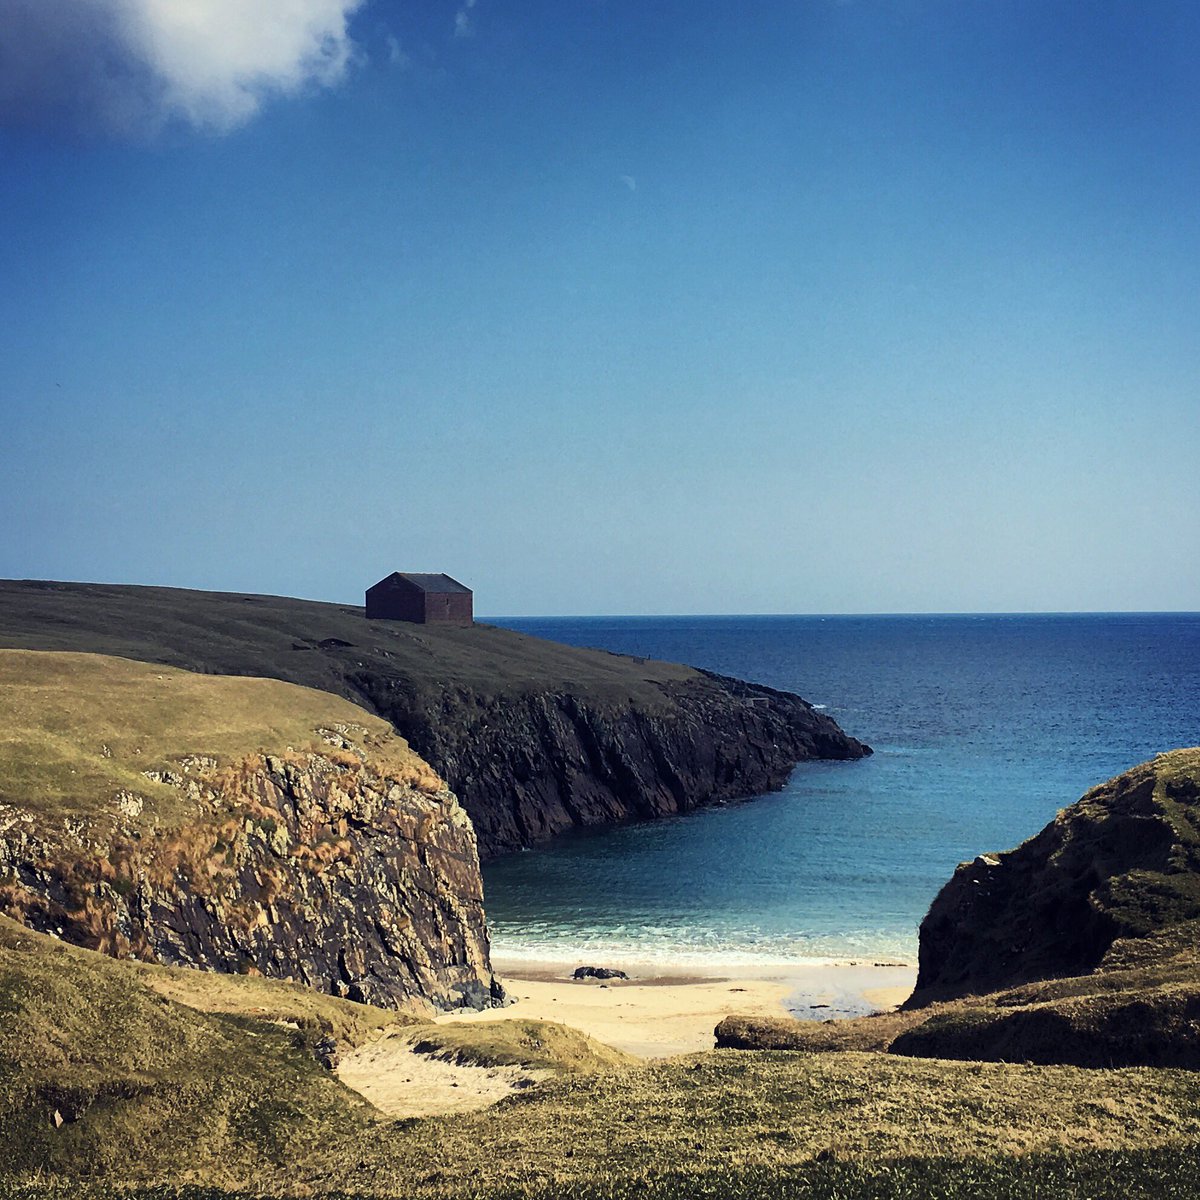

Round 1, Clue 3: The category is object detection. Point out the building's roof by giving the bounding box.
[371,572,472,594]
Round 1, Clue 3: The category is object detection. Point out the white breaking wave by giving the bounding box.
[489,928,915,971]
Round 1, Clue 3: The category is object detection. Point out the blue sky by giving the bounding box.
[2,0,1197,615]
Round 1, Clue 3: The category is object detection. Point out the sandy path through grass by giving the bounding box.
[337,1028,550,1118]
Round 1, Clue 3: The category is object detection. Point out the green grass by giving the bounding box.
[1076,749,1200,936]
[401,1017,636,1074]
[0,917,375,1187]
[7,919,1200,1197]
[0,648,439,826]
[7,1147,1200,1199]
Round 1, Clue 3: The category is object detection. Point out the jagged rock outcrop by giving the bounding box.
[0,581,871,859]
[0,651,500,1012]
[908,748,1200,1006]
[352,669,867,857]
[717,751,1200,1069]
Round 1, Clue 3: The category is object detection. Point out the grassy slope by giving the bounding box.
[0,580,696,707]
[5,1150,1200,1200]
[0,648,440,827]
[300,1051,1200,1197]
[0,918,634,1186]
[0,916,377,1185]
[1087,747,1200,936]
[5,920,1200,1198]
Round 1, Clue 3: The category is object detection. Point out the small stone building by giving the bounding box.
[365,572,473,625]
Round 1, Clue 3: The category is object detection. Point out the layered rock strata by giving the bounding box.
[0,654,499,1012]
[353,669,867,857]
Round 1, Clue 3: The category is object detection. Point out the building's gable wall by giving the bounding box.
[366,576,424,622]
[423,590,473,624]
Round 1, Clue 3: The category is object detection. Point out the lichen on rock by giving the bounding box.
[0,651,500,1013]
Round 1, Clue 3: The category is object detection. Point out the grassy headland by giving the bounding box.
[0,579,869,857]
[0,648,495,1011]
[0,648,438,827]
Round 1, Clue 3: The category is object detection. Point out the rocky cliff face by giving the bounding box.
[0,582,871,860]
[0,652,500,1012]
[353,669,868,857]
[909,749,1200,1005]
[0,744,498,1011]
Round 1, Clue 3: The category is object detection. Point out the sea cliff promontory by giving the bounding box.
[0,580,871,858]
[0,650,498,1011]
[718,749,1200,1070]
[908,747,1200,1004]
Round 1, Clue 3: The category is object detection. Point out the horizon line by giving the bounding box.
[481,609,1200,621]
[3,578,1195,622]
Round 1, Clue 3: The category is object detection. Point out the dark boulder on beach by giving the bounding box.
[0,579,871,860]
[573,966,629,980]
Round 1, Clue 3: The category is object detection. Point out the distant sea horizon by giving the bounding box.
[480,612,1200,974]
[479,610,1199,620]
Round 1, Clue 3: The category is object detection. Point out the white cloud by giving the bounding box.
[454,0,477,39]
[0,0,366,137]
[385,33,410,68]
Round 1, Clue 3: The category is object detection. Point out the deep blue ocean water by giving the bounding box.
[481,614,1200,967]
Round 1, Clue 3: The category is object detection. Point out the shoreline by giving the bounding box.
[440,957,918,1059]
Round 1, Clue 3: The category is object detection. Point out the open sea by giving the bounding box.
[482,613,1200,969]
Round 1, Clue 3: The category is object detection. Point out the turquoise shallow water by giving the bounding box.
[481,614,1200,967]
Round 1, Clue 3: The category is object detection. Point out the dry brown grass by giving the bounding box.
[292,1049,1200,1197]
[132,959,416,1048]
[0,649,442,828]
[7,918,1200,1197]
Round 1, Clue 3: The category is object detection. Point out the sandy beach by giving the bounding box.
[439,957,917,1058]
[336,958,916,1118]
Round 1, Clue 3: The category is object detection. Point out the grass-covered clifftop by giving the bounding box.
[0,649,438,825]
[0,579,870,857]
[0,649,497,1010]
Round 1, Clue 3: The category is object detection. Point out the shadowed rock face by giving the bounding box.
[0,738,499,1013]
[352,668,868,857]
[908,749,1200,1006]
[0,580,871,859]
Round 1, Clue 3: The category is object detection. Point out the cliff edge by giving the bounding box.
[0,650,499,1011]
[908,748,1200,1005]
[0,580,870,858]
[719,750,1200,1069]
